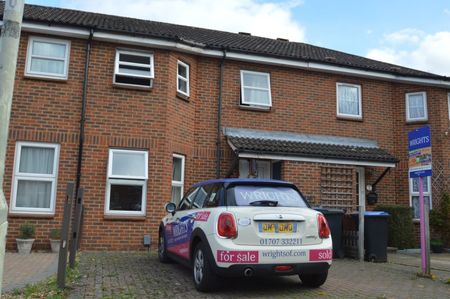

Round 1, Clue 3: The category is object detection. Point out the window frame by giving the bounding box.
[25,36,71,80]
[405,91,428,122]
[171,154,185,205]
[409,176,432,220]
[113,49,154,89]
[447,93,450,120]
[10,142,60,215]
[105,149,148,216]
[336,82,362,119]
[240,70,272,107]
[177,60,190,97]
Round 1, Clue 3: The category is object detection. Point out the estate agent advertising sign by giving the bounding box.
[408,126,432,275]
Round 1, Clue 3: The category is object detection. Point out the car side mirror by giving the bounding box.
[165,202,176,215]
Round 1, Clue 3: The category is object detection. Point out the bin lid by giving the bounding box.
[313,207,345,215]
[351,211,390,217]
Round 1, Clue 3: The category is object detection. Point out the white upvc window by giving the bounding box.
[409,176,432,220]
[406,92,428,122]
[114,49,154,88]
[177,60,190,96]
[336,83,362,119]
[10,142,60,215]
[171,154,185,205]
[25,36,71,79]
[447,93,450,120]
[105,149,148,216]
[240,70,272,107]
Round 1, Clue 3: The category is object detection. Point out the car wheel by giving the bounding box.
[299,271,328,288]
[158,229,170,263]
[193,242,218,292]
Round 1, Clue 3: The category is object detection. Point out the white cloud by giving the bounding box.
[444,8,450,16]
[60,0,305,42]
[383,28,425,44]
[367,30,450,76]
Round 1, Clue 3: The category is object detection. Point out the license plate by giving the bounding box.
[259,222,296,233]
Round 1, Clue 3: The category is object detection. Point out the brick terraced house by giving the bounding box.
[1,2,450,250]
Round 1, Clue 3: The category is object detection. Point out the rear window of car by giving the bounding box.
[226,185,307,208]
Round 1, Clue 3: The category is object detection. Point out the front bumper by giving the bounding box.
[213,262,330,277]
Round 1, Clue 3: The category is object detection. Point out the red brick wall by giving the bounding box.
[3,31,450,251]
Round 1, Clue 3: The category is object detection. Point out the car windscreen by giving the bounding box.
[227,185,307,207]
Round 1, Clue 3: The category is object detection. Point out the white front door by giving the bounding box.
[239,159,271,179]
[355,167,366,261]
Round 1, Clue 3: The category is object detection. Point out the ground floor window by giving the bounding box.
[171,154,185,205]
[105,149,148,216]
[11,142,60,215]
[409,176,432,219]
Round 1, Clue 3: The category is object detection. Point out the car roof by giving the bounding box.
[191,178,293,188]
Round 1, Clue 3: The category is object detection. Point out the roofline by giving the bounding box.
[3,20,450,88]
[238,152,397,168]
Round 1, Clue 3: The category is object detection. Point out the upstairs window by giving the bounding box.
[11,142,60,215]
[114,50,154,88]
[240,70,272,107]
[336,83,362,119]
[105,149,148,216]
[406,92,427,122]
[171,154,185,205]
[447,93,450,120]
[177,61,190,97]
[409,177,432,220]
[25,36,70,79]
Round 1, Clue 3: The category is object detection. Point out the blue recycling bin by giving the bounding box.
[352,211,390,262]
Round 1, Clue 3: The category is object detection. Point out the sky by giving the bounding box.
[25,0,450,76]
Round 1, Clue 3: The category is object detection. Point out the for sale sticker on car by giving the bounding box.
[217,250,259,263]
[309,249,332,261]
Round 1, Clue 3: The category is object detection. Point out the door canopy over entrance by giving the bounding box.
[224,127,398,168]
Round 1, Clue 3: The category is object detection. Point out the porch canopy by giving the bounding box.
[224,127,398,168]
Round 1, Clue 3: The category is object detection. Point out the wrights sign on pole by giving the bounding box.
[408,126,432,276]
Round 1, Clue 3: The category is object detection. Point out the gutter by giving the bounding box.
[216,49,226,178]
[8,21,450,88]
[75,28,93,191]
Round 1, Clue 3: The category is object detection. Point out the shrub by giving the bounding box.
[19,222,36,239]
[374,205,415,249]
[430,192,450,246]
[49,228,61,240]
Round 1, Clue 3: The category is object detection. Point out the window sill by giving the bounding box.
[336,115,363,122]
[176,92,190,102]
[8,212,55,219]
[239,105,271,112]
[406,120,429,125]
[104,214,147,221]
[24,74,68,82]
[113,83,153,91]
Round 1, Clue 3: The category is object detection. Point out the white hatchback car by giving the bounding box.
[158,179,332,292]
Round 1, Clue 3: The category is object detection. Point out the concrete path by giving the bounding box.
[1,252,58,293]
[69,251,450,299]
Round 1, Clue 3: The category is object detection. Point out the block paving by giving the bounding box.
[68,251,450,299]
[2,252,58,293]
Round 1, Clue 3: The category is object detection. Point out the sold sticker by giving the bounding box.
[309,249,332,261]
[194,211,211,222]
[217,250,259,263]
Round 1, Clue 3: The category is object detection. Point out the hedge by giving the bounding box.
[374,205,415,249]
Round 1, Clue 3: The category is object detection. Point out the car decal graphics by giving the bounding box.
[165,211,209,258]
[309,249,332,261]
[194,211,210,221]
[217,250,259,263]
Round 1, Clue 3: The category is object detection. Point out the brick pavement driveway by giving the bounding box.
[69,252,450,299]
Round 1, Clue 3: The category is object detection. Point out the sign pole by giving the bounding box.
[407,126,432,277]
[418,176,426,273]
